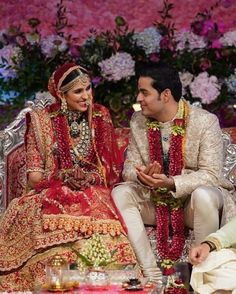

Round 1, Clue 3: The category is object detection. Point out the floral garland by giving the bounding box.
[147,99,189,294]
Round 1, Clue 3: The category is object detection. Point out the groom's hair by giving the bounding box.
[136,62,182,102]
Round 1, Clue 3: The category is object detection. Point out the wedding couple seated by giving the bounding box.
[0,62,236,292]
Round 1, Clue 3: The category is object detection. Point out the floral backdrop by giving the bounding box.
[0,0,236,128]
[1,0,236,41]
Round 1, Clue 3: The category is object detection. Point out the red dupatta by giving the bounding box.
[46,101,122,187]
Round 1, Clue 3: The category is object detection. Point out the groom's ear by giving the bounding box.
[161,88,171,103]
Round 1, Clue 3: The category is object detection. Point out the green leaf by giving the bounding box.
[76,252,93,267]
[70,246,92,266]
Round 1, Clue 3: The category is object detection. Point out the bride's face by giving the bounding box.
[64,79,92,112]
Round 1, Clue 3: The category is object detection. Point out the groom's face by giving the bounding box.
[137,76,164,120]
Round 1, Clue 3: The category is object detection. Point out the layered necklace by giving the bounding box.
[147,99,189,294]
[51,109,105,184]
[71,119,91,164]
[66,110,92,162]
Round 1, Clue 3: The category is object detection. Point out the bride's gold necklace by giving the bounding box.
[71,119,91,160]
[66,110,83,138]
[68,127,106,185]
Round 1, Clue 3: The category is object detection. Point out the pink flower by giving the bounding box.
[98,52,135,82]
[202,20,215,36]
[211,39,222,48]
[221,0,232,8]
[160,36,173,51]
[190,72,221,104]
[69,45,80,58]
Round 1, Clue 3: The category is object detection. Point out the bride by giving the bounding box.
[0,62,136,291]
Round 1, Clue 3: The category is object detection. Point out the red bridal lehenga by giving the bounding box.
[0,103,136,291]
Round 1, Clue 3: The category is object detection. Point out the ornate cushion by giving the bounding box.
[222,128,236,184]
[224,127,236,143]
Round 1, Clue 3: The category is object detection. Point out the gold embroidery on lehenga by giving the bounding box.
[42,215,124,236]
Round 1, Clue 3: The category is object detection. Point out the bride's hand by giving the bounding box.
[73,168,86,180]
[65,169,94,190]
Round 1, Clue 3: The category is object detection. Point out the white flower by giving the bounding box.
[179,71,194,95]
[0,44,21,66]
[40,35,67,58]
[132,27,162,55]
[0,44,22,79]
[98,52,135,82]
[189,72,221,104]
[226,69,236,94]
[175,29,206,51]
[219,31,236,47]
[179,72,194,88]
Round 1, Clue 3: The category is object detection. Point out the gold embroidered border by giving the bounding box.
[42,214,124,237]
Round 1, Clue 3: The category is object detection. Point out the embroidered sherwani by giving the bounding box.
[122,104,235,224]
[112,102,236,283]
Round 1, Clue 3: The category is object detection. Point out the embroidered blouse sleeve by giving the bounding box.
[25,117,44,174]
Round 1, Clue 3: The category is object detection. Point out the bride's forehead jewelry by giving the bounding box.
[59,68,90,93]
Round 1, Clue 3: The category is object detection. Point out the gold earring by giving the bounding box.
[61,96,67,114]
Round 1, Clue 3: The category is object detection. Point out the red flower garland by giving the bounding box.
[148,124,185,267]
[147,100,189,293]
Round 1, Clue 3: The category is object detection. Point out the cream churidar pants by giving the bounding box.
[112,184,223,282]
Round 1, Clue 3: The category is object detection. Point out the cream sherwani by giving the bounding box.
[112,102,236,282]
[191,216,236,294]
[120,104,235,225]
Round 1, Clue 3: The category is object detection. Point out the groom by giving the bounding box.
[112,62,235,283]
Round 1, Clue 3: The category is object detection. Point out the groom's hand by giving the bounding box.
[137,171,175,190]
[136,161,161,177]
